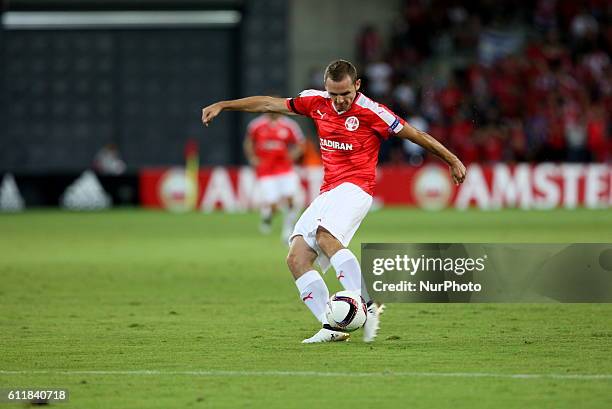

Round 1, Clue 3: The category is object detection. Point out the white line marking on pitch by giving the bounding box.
[1,370,611,380]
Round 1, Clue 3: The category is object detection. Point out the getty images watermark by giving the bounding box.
[361,244,612,303]
[371,253,487,293]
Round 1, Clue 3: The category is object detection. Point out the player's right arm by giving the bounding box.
[202,96,294,127]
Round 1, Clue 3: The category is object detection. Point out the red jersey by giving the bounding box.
[286,90,406,195]
[246,115,304,177]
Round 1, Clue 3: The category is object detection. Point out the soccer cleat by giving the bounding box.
[363,302,385,343]
[302,324,350,343]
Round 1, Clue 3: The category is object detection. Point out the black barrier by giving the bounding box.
[9,172,139,206]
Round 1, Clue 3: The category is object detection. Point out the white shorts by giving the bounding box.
[290,182,372,273]
[258,171,299,204]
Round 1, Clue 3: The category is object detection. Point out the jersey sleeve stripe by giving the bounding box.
[389,118,404,133]
[356,94,405,134]
[298,89,329,98]
[378,107,401,127]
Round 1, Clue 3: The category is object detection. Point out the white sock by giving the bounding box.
[330,248,364,295]
[260,206,272,221]
[295,270,329,324]
[281,206,298,241]
[283,206,298,230]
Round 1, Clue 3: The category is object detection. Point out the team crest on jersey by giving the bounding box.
[344,116,359,131]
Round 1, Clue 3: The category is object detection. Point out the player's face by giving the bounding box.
[325,75,361,113]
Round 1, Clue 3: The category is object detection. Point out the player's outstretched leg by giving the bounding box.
[287,236,349,343]
[319,228,384,343]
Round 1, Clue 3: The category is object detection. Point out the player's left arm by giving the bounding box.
[396,123,466,185]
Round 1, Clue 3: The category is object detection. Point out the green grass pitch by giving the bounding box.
[1,208,611,408]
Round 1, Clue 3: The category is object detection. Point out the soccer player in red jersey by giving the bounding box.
[244,112,304,240]
[202,60,466,343]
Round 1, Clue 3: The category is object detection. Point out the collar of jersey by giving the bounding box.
[330,92,363,115]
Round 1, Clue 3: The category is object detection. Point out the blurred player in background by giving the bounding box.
[244,112,304,241]
[202,60,466,344]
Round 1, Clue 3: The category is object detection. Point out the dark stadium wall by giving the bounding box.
[238,0,289,164]
[0,0,289,173]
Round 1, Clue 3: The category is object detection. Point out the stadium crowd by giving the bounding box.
[352,0,611,165]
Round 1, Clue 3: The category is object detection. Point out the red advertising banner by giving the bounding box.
[140,163,612,211]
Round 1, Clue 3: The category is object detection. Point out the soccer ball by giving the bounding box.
[325,291,368,332]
